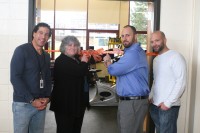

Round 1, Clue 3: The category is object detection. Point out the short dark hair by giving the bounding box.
[123,25,137,34]
[32,22,52,40]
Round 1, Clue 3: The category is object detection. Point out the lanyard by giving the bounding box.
[31,43,46,88]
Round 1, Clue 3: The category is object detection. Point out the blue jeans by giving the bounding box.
[12,102,46,133]
[149,104,180,133]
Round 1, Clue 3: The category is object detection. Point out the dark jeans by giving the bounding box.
[149,104,180,133]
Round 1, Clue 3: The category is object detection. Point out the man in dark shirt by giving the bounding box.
[10,22,52,133]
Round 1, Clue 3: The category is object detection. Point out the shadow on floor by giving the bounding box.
[44,106,118,133]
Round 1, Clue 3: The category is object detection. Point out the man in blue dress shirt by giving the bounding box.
[104,25,149,133]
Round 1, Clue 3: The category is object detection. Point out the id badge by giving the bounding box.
[40,79,44,88]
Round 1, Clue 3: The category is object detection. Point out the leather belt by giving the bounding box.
[119,96,148,100]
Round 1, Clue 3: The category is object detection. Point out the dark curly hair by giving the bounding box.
[32,22,52,40]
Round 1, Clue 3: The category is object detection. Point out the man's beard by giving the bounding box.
[154,44,164,53]
[123,41,132,48]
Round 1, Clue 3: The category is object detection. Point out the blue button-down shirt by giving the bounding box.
[107,43,149,96]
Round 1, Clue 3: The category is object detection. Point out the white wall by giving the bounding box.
[193,26,200,132]
[192,0,200,132]
[160,0,199,133]
[0,0,28,132]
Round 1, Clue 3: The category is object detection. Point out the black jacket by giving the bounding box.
[50,53,89,116]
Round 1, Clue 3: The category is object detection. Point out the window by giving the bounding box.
[130,1,154,50]
[29,0,160,61]
[88,31,118,50]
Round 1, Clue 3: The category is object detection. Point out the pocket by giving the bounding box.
[12,102,29,113]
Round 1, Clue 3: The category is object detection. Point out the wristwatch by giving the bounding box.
[30,98,35,104]
[105,59,113,63]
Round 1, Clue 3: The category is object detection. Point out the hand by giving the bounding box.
[81,54,89,63]
[103,54,111,61]
[39,98,50,105]
[92,54,102,62]
[113,48,120,55]
[103,54,112,67]
[148,98,153,103]
[158,102,170,110]
[31,98,49,110]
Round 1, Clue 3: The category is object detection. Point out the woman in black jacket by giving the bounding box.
[50,36,89,133]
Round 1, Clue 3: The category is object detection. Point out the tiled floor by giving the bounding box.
[44,106,118,133]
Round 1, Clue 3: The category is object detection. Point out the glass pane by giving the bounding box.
[130,2,149,31]
[88,23,118,30]
[55,11,87,29]
[55,0,87,29]
[54,30,86,59]
[88,0,120,24]
[35,0,54,27]
[137,34,147,50]
[89,32,117,50]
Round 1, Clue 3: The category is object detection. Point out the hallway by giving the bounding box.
[44,106,118,133]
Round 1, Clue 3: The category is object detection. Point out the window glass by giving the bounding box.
[130,2,149,31]
[88,0,120,24]
[137,34,147,50]
[55,11,87,29]
[88,23,118,30]
[89,32,117,50]
[55,0,87,29]
[130,1,154,51]
[35,0,54,27]
[34,0,155,59]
